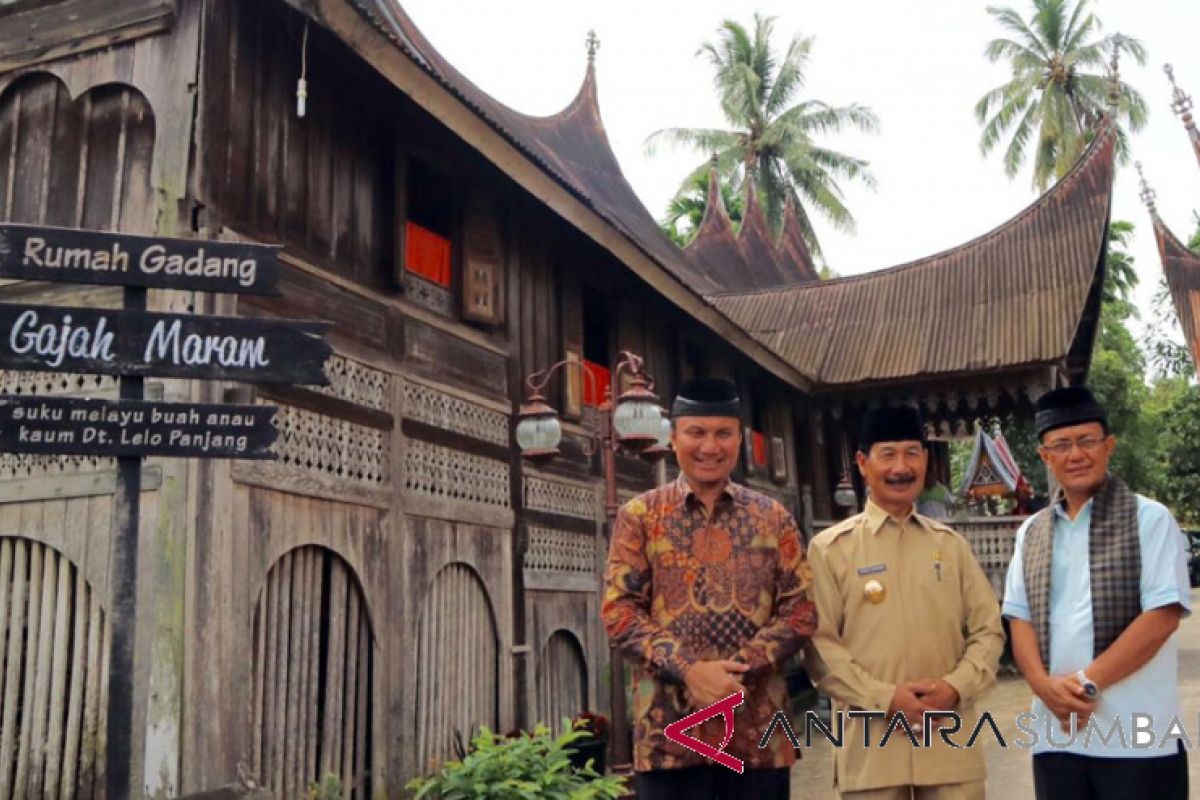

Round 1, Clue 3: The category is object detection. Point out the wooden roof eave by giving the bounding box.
[305,0,814,393]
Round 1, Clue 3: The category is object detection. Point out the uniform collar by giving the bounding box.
[864,497,921,535]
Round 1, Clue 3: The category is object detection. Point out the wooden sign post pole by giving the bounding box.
[106,283,145,800]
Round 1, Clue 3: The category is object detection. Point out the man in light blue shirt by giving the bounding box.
[1002,387,1190,800]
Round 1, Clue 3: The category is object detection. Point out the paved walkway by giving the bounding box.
[791,588,1200,798]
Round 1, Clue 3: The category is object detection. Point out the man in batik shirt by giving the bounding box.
[602,377,817,799]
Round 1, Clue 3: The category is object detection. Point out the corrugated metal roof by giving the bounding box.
[709,124,1116,387]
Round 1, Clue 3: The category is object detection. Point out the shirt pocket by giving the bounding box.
[916,561,965,631]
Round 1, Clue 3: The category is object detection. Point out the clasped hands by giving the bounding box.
[887,679,960,726]
[1034,673,1097,732]
[683,660,749,708]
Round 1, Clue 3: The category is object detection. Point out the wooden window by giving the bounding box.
[396,155,457,315]
[582,292,611,408]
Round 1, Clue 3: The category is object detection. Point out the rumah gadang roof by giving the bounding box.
[344,0,740,294]
[685,168,819,290]
[708,122,1116,389]
[1150,211,1200,370]
[323,0,1116,390]
[1150,65,1200,370]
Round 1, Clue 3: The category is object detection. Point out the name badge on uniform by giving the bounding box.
[856,563,887,576]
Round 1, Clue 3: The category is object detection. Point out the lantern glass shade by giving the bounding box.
[654,414,671,448]
[613,398,662,443]
[833,473,858,509]
[516,413,562,455]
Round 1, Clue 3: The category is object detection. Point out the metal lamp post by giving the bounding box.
[516,350,665,772]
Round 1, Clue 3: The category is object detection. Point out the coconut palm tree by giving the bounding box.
[975,0,1148,190]
[646,14,878,259]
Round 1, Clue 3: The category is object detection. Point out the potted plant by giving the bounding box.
[566,712,609,775]
[407,724,626,799]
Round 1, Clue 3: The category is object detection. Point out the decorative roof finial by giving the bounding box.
[1135,161,1157,214]
[1165,63,1194,125]
[586,30,600,63]
[1104,44,1122,114]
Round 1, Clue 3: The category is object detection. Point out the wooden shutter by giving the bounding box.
[461,192,505,324]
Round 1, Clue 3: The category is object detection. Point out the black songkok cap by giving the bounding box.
[1034,386,1108,439]
[858,406,926,453]
[671,377,740,419]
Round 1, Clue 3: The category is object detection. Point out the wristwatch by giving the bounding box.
[1075,670,1099,699]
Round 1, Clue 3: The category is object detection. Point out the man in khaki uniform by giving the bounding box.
[807,407,1004,800]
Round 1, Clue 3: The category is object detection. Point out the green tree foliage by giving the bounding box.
[1157,382,1200,526]
[976,0,1147,190]
[647,13,878,259]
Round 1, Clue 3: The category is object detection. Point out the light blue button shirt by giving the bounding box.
[1002,495,1192,758]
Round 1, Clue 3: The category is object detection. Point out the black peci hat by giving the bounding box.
[858,405,926,453]
[1034,386,1108,439]
[671,377,740,419]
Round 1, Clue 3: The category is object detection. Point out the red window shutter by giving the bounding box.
[582,360,610,408]
[405,222,452,287]
[752,431,768,468]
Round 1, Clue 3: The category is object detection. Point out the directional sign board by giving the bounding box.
[0,396,279,459]
[0,223,281,295]
[0,304,331,384]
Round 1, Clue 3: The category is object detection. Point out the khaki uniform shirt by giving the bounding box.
[806,499,1004,792]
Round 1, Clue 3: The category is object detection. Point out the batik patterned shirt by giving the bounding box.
[601,475,817,772]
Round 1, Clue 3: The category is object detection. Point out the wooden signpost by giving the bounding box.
[0,304,331,382]
[0,222,330,800]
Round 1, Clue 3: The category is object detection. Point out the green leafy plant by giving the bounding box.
[305,773,346,800]
[407,723,627,799]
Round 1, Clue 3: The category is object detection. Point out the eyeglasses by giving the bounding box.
[1041,436,1108,456]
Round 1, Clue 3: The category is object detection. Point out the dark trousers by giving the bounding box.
[633,766,790,800]
[1032,744,1188,800]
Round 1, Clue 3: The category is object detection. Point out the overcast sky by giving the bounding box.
[401,0,1200,336]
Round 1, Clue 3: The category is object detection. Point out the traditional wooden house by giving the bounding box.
[1146,65,1200,371]
[0,1,1115,797]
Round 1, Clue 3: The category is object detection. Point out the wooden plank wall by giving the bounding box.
[251,546,373,800]
[196,0,392,290]
[0,27,199,795]
[414,562,499,770]
[0,536,109,800]
[0,72,154,233]
[535,630,587,734]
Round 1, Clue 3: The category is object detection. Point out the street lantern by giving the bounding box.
[515,391,562,460]
[639,410,672,463]
[612,373,662,451]
[833,469,858,509]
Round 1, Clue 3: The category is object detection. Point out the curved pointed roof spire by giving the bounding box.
[684,158,741,286]
[1165,63,1200,168]
[776,196,819,282]
[1137,158,1200,370]
[736,174,800,287]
